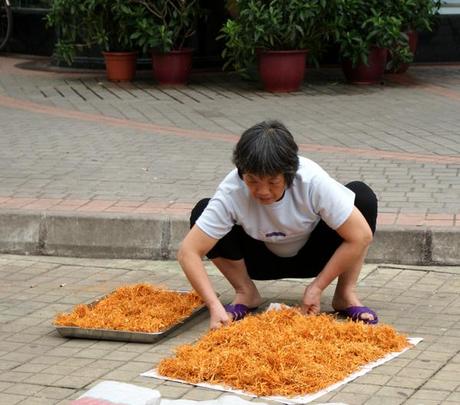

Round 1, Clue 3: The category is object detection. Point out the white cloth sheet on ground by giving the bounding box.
[69,380,347,405]
[142,338,422,404]
[69,380,269,405]
[141,304,423,404]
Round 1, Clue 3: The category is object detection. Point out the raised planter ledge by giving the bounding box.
[0,211,459,265]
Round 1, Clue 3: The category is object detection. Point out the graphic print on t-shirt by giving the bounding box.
[265,231,287,238]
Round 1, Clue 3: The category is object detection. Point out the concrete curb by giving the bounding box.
[0,210,459,265]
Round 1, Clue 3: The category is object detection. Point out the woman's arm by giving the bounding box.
[177,225,231,329]
[302,207,373,314]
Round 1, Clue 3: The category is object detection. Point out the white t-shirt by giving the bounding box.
[196,156,355,257]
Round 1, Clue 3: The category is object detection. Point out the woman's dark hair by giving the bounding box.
[232,120,299,187]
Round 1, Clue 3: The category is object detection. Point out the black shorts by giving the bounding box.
[190,181,377,280]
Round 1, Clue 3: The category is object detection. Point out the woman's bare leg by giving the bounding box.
[331,246,375,322]
[211,257,263,309]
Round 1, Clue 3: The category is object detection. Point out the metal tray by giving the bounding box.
[55,290,207,343]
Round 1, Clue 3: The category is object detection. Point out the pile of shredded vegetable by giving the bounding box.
[54,284,203,332]
[158,307,410,397]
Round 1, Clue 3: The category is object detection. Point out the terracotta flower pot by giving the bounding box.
[342,47,388,85]
[102,51,137,82]
[258,49,308,93]
[152,49,193,86]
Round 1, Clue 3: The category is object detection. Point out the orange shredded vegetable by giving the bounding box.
[158,308,410,397]
[54,283,203,333]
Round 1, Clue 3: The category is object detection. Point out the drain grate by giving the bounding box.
[33,70,380,104]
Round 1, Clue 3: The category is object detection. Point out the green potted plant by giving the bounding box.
[386,0,441,73]
[47,0,145,81]
[219,0,331,93]
[331,0,406,84]
[130,0,203,85]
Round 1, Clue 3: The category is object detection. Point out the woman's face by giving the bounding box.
[242,173,286,205]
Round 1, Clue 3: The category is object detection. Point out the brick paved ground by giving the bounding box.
[1,57,460,404]
[0,254,459,404]
[0,56,459,227]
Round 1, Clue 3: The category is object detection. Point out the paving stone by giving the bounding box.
[102,350,140,362]
[403,400,444,405]
[0,371,31,383]
[52,375,95,389]
[4,383,44,396]
[416,351,453,362]
[0,360,21,371]
[375,386,414,399]
[57,339,94,349]
[328,392,370,404]
[36,386,76,400]
[0,393,26,405]
[340,383,381,395]
[430,368,460,382]
[29,355,66,365]
[117,361,154,373]
[354,373,391,386]
[397,367,436,379]
[83,359,123,370]
[100,370,137,381]
[12,364,48,373]
[70,367,108,379]
[0,381,13,392]
[445,392,460,401]
[42,364,81,375]
[0,254,460,403]
[410,388,450,400]
[72,349,111,359]
[386,376,426,389]
[155,384,192,399]
[22,372,60,387]
[370,365,402,376]
[18,397,60,405]
[364,396,406,405]
[422,378,459,391]
[426,342,459,354]
[180,388,222,400]
[88,341,126,351]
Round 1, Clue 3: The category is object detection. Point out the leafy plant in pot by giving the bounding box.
[386,0,441,73]
[47,0,145,81]
[131,0,203,86]
[332,0,405,84]
[220,0,331,93]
